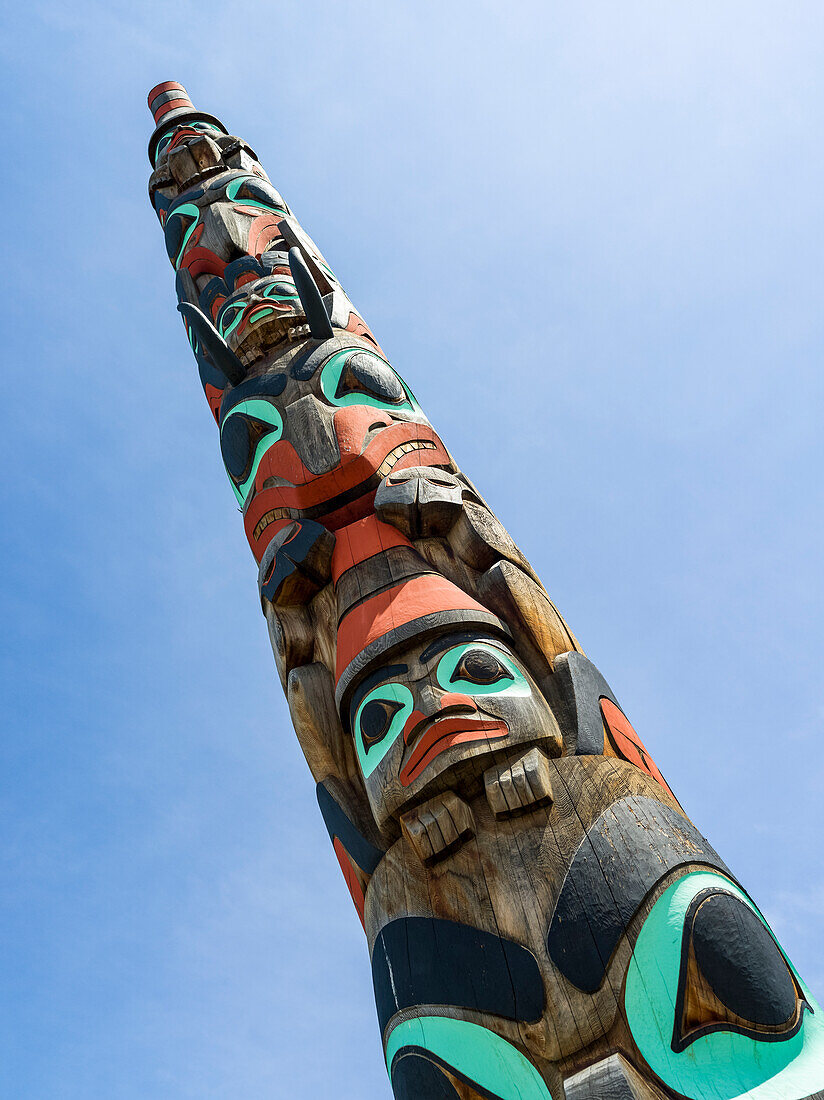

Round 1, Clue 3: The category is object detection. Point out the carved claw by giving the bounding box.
[400,791,475,863]
[484,747,554,818]
[258,520,335,607]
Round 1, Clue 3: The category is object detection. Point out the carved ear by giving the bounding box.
[288,246,334,340]
[177,302,246,387]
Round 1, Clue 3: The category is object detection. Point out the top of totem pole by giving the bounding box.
[147,81,227,165]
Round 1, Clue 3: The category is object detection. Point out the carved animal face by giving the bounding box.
[218,340,452,559]
[346,631,562,828]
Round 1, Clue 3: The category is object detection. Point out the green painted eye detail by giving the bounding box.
[217,304,244,339]
[262,281,300,301]
[320,350,418,411]
[353,683,413,778]
[219,399,284,506]
[155,133,173,163]
[166,202,201,269]
[225,176,287,214]
[436,643,530,698]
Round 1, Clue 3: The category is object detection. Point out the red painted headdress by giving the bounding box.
[333,515,507,710]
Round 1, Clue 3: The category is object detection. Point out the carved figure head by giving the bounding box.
[332,517,561,828]
[219,341,452,559]
[349,629,560,828]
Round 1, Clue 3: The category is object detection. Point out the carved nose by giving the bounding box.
[168,135,222,187]
[402,693,477,746]
[285,395,341,476]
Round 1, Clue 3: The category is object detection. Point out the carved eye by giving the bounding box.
[164,202,200,267]
[320,349,415,411]
[335,352,407,404]
[359,698,404,751]
[219,400,284,505]
[218,304,243,338]
[450,649,514,687]
[220,416,275,482]
[263,281,298,300]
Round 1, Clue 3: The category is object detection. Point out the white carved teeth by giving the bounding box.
[253,507,292,540]
[376,440,434,478]
[253,442,437,534]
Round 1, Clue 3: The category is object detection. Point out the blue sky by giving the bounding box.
[2,2,823,1096]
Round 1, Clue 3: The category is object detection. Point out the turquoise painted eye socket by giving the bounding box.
[217,303,244,340]
[320,350,419,411]
[262,281,300,302]
[353,683,413,778]
[164,202,201,269]
[219,399,284,506]
[436,643,530,698]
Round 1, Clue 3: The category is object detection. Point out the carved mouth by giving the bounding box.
[250,439,438,541]
[400,717,508,787]
[252,506,293,542]
[234,311,303,365]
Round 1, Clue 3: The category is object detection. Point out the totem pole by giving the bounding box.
[146,82,824,1099]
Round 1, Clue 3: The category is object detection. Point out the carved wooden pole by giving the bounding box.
[146,82,824,1100]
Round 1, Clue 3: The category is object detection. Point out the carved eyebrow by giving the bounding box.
[420,633,509,664]
[349,664,408,721]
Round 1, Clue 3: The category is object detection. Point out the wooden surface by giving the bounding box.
[147,82,824,1100]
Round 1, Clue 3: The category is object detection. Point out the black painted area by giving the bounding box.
[372,917,545,1033]
[258,520,329,604]
[177,302,245,386]
[288,247,333,340]
[693,893,796,1025]
[553,652,620,755]
[671,888,803,1052]
[218,367,287,418]
[390,1048,506,1100]
[316,782,383,875]
[391,1051,461,1100]
[546,795,730,993]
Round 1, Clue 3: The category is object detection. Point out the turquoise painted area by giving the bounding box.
[625,870,824,1099]
[167,202,201,269]
[225,176,287,214]
[385,1016,551,1099]
[262,282,299,301]
[319,350,417,411]
[435,642,530,699]
[354,683,413,778]
[219,399,283,507]
[218,304,244,340]
[217,284,296,339]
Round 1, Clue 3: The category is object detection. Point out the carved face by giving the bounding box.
[218,340,452,559]
[346,631,562,828]
[152,119,226,167]
[159,173,289,276]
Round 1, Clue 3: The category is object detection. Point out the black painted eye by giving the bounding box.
[164,210,197,264]
[263,281,298,299]
[220,416,276,483]
[335,352,407,404]
[359,698,404,751]
[450,649,514,686]
[218,305,243,336]
[220,415,252,480]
